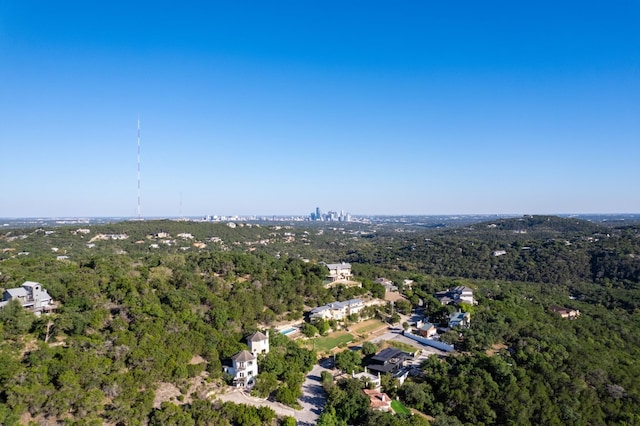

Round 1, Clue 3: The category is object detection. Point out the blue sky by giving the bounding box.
[1,1,639,217]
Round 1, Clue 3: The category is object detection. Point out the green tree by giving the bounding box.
[252,372,278,398]
[335,350,361,374]
[0,300,35,336]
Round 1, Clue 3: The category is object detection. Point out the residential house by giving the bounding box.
[224,330,270,387]
[435,286,475,306]
[366,348,412,385]
[417,321,437,338]
[375,278,398,293]
[352,367,382,391]
[0,281,55,315]
[363,389,392,412]
[449,311,471,329]
[225,350,258,387]
[247,331,270,357]
[325,262,352,282]
[550,306,580,319]
[309,299,364,321]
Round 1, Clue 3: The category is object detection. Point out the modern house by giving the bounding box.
[0,281,55,315]
[435,286,475,306]
[325,262,352,282]
[309,299,364,321]
[366,347,412,386]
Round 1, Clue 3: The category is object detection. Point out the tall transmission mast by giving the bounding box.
[137,114,141,219]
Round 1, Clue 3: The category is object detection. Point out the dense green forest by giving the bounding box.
[1,216,639,424]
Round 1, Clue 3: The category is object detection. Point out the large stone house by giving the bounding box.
[325,262,352,282]
[309,299,364,321]
[0,281,55,315]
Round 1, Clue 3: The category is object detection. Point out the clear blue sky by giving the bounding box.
[1,1,638,217]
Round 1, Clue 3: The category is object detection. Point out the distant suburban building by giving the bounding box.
[492,250,507,257]
[325,262,353,282]
[309,299,364,321]
[375,278,398,293]
[0,281,55,315]
[449,311,471,329]
[550,306,580,319]
[435,286,476,306]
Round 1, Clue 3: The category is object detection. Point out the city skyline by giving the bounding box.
[1,2,639,217]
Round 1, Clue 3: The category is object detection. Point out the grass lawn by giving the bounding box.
[350,319,386,334]
[391,400,411,415]
[314,333,354,353]
[379,339,417,354]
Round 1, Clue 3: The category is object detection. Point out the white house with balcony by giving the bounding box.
[225,350,258,387]
[325,262,352,282]
[224,330,270,387]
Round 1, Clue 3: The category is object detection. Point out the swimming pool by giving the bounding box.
[280,327,297,335]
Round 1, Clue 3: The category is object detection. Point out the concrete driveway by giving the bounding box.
[211,362,329,425]
[296,363,329,425]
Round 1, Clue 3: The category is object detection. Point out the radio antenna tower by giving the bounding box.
[137,114,141,220]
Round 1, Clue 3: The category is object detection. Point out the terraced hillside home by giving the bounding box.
[0,281,55,315]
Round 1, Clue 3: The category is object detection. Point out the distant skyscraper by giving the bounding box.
[316,207,321,220]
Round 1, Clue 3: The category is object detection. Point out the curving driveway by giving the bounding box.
[211,363,329,425]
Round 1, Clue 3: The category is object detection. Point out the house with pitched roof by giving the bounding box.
[225,350,258,387]
[0,281,55,315]
[309,299,364,321]
[224,330,270,387]
[325,262,352,282]
[247,331,270,357]
[363,389,392,412]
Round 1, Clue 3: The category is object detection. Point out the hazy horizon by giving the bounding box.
[2,2,638,217]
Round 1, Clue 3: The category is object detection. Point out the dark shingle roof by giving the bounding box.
[247,331,268,342]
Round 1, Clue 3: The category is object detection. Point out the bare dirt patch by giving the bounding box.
[486,343,508,356]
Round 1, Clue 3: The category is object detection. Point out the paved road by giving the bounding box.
[211,363,329,425]
[296,363,329,425]
[212,388,298,418]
